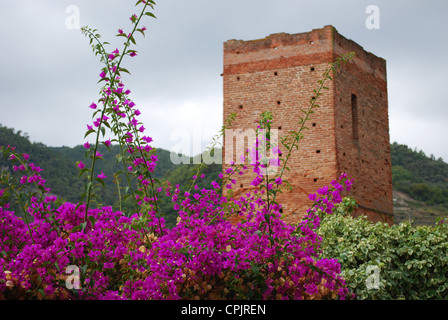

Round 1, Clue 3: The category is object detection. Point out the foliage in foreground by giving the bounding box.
[318,198,448,300]
[0,145,353,299]
[0,0,356,300]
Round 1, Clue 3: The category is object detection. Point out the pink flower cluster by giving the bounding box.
[0,145,353,299]
[136,172,353,300]
[0,200,156,299]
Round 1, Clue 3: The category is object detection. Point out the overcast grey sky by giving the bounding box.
[1,0,447,161]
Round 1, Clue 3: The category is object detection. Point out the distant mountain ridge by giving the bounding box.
[1,125,447,226]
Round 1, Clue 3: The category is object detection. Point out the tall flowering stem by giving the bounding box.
[80,0,156,224]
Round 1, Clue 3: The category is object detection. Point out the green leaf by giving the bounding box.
[88,215,96,228]
[137,29,146,37]
[84,129,96,138]
[145,12,157,18]
[97,77,110,84]
[119,67,132,75]
[251,265,260,275]
[103,142,111,153]
[95,177,105,188]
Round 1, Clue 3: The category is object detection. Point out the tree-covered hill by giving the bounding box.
[0,125,84,205]
[390,142,448,225]
[0,125,185,220]
[391,142,448,208]
[1,124,447,226]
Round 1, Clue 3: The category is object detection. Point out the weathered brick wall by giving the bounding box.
[332,29,393,223]
[222,25,394,225]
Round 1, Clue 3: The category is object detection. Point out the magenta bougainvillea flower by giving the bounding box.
[97,171,107,180]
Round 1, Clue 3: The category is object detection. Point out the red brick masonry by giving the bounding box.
[222,25,394,225]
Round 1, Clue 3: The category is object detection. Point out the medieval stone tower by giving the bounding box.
[222,25,394,225]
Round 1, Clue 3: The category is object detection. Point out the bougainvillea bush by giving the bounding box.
[0,0,354,300]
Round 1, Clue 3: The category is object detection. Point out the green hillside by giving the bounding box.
[390,142,448,225]
[391,141,448,207]
[0,125,184,221]
[0,125,84,205]
[1,125,447,226]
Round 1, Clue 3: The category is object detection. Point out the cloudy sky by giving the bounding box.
[1,0,447,161]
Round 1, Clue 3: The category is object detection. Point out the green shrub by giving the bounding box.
[318,198,448,299]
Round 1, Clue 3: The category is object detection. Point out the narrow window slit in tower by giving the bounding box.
[351,93,359,143]
[274,71,278,76]
[237,76,240,81]
[277,100,281,105]
[313,178,318,182]
[240,184,243,188]
[278,126,282,130]
[311,67,315,71]
[239,105,243,109]
[312,123,316,127]
[279,208,283,214]
[316,150,321,154]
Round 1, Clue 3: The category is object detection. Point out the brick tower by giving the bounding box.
[222,25,394,225]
